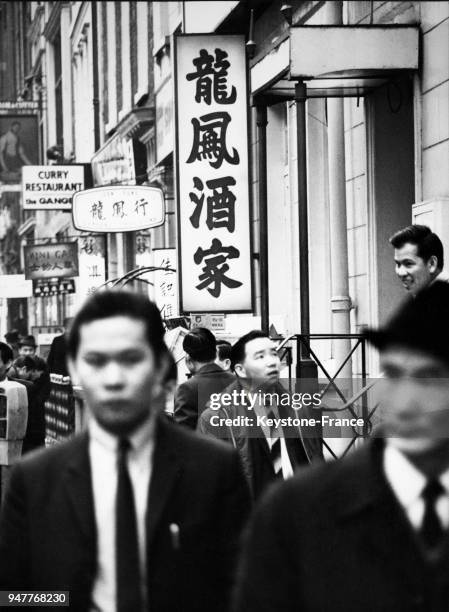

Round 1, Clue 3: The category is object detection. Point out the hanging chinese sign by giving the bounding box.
[174,34,253,313]
[153,248,178,320]
[71,185,165,232]
[77,235,106,300]
[24,242,79,281]
[32,278,76,297]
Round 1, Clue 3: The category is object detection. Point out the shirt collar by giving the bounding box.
[384,443,449,507]
[89,414,155,453]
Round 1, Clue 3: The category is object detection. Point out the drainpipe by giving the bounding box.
[327,1,352,381]
[91,0,100,151]
[256,104,269,333]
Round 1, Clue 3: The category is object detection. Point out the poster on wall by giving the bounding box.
[174,34,253,313]
[0,109,39,184]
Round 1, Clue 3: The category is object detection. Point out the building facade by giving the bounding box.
[0,1,447,379]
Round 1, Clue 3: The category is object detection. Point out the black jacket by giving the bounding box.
[0,414,251,612]
[174,362,235,429]
[234,439,449,612]
[198,379,323,499]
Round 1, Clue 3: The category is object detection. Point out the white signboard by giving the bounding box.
[0,274,32,298]
[76,236,106,301]
[22,165,85,210]
[153,248,178,320]
[174,34,252,313]
[72,185,165,232]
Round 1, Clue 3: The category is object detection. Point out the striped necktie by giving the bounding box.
[267,410,282,479]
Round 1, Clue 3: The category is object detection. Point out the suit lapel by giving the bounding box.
[336,440,426,586]
[62,433,97,547]
[146,416,182,551]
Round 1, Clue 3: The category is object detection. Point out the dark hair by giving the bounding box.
[231,330,269,371]
[182,327,216,362]
[19,334,36,348]
[0,342,13,365]
[5,330,19,344]
[67,290,166,361]
[390,225,444,269]
[13,355,36,370]
[163,351,178,385]
[33,356,48,373]
[367,281,449,365]
[216,341,231,361]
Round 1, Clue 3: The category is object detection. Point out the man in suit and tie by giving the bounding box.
[0,290,250,612]
[198,330,322,499]
[234,282,449,612]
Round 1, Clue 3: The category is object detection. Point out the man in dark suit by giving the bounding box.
[174,327,234,429]
[46,318,73,376]
[199,330,322,499]
[234,282,449,612]
[0,291,250,612]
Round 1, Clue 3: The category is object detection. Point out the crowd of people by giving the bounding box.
[0,223,448,610]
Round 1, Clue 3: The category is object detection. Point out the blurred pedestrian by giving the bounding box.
[0,290,250,611]
[174,327,234,429]
[234,282,449,612]
[46,318,73,376]
[9,355,48,454]
[390,224,449,296]
[0,341,13,383]
[18,334,37,357]
[4,330,20,359]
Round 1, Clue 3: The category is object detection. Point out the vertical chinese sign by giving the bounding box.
[77,236,106,303]
[174,35,252,313]
[153,248,178,320]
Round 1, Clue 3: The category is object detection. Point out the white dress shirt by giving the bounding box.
[383,444,449,531]
[89,416,155,612]
[250,395,294,479]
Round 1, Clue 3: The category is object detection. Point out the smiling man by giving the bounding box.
[234,282,449,612]
[390,224,448,296]
[198,330,322,499]
[0,290,250,612]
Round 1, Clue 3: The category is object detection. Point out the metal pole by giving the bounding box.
[256,104,269,333]
[295,81,310,360]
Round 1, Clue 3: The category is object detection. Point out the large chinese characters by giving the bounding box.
[175,35,252,313]
[186,48,241,298]
[176,35,252,312]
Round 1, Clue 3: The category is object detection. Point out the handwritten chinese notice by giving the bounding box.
[153,248,178,320]
[175,35,252,312]
[76,235,106,301]
[24,242,79,280]
[71,185,165,232]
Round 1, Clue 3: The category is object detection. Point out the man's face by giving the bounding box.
[16,366,32,380]
[11,123,20,135]
[394,242,437,295]
[235,337,280,384]
[379,345,449,456]
[19,345,35,357]
[69,316,163,435]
